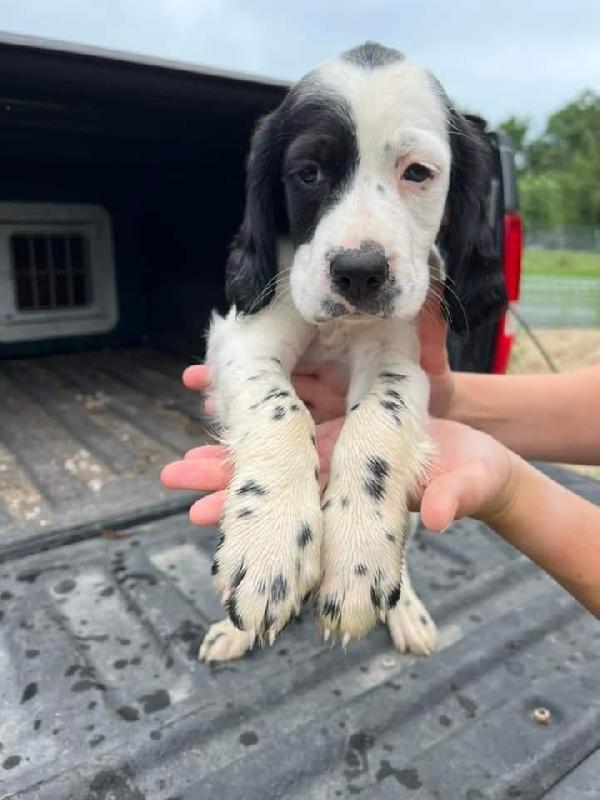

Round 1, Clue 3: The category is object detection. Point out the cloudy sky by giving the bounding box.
[1,0,599,130]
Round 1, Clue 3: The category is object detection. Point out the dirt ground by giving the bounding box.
[508,328,600,374]
[508,327,600,479]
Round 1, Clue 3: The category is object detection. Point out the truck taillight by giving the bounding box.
[492,212,523,373]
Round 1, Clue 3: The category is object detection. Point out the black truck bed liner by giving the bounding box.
[0,349,206,554]
[0,468,599,799]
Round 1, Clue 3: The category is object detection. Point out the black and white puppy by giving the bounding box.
[199,43,505,662]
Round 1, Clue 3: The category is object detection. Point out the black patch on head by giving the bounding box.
[272,405,286,420]
[435,94,507,333]
[387,585,401,609]
[354,563,368,576]
[271,575,288,603]
[236,480,266,496]
[342,41,404,69]
[321,594,341,620]
[226,75,358,313]
[298,523,313,549]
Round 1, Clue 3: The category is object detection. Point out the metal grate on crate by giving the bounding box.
[10,232,92,311]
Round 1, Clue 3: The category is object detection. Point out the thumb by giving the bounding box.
[420,463,485,532]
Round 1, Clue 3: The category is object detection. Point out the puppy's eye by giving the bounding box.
[296,164,321,186]
[402,163,434,183]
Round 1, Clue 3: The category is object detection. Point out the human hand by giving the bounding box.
[418,284,456,418]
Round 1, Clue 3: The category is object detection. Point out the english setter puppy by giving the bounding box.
[199,42,505,662]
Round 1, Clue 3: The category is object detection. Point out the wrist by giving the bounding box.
[479,448,525,530]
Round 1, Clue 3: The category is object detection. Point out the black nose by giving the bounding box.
[330,247,388,305]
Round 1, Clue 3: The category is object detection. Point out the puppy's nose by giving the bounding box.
[330,248,388,305]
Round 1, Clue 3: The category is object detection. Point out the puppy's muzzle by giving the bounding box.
[330,241,389,308]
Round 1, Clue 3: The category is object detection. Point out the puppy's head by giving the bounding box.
[226,42,506,331]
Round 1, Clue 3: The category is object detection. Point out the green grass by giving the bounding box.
[523,248,600,278]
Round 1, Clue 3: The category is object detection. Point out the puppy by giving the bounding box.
[199,42,505,662]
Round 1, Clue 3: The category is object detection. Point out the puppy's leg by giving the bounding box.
[203,306,321,649]
[387,514,437,655]
[316,327,433,643]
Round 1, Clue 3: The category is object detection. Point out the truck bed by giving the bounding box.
[0,349,206,556]
[0,411,599,798]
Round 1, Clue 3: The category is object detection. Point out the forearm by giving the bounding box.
[484,454,600,617]
[450,366,600,464]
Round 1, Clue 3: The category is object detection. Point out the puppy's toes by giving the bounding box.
[387,589,437,656]
[199,618,255,663]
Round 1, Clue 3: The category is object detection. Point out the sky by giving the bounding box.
[1,0,599,131]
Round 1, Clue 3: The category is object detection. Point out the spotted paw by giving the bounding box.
[199,618,256,662]
[213,442,322,641]
[387,571,437,656]
[316,478,408,643]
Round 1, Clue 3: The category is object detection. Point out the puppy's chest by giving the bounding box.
[298,323,360,375]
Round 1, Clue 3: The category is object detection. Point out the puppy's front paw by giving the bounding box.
[387,581,437,656]
[316,468,407,643]
[199,618,255,663]
[213,432,322,641]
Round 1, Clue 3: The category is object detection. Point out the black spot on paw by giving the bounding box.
[290,403,300,412]
[237,480,266,496]
[385,532,396,543]
[226,592,244,630]
[364,457,390,501]
[270,357,282,365]
[231,562,247,589]
[263,609,276,631]
[321,499,332,511]
[378,371,408,383]
[311,434,316,446]
[387,585,401,609]
[315,467,320,481]
[321,594,341,620]
[272,405,286,420]
[211,557,219,576]
[298,523,313,549]
[376,183,385,194]
[341,496,349,508]
[370,584,382,609]
[380,399,402,414]
[354,563,368,576]
[385,388,404,401]
[270,575,288,603]
[420,614,428,626]
[238,508,253,519]
[350,403,360,412]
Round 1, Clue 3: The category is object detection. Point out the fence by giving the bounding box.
[519,275,600,328]
[526,227,600,252]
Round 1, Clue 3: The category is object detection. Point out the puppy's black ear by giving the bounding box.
[226,111,285,313]
[439,110,507,333]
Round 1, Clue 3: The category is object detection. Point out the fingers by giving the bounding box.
[190,491,226,526]
[184,444,226,460]
[418,284,449,377]
[160,454,231,492]
[420,464,484,532]
[183,364,211,391]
